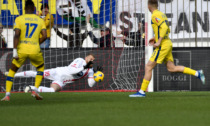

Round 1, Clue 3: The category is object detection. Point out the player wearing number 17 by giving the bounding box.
[1,0,47,101]
[129,0,205,97]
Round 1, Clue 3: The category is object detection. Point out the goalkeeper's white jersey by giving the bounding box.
[45,58,94,84]
[14,58,96,88]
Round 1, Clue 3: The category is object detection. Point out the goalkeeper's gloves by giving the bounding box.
[13,48,19,60]
[94,66,103,73]
[84,61,93,69]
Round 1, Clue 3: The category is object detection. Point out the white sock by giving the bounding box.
[30,86,36,90]
[6,92,10,96]
[195,71,199,77]
[38,86,55,92]
[139,90,145,94]
[15,71,37,78]
[30,86,38,92]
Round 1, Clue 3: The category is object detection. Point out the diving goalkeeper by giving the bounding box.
[5,54,103,93]
[129,0,205,97]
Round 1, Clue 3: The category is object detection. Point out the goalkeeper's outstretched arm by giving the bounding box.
[88,78,95,87]
[87,69,96,87]
[88,66,103,87]
[68,58,93,75]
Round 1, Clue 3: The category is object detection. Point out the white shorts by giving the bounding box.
[43,69,57,80]
[43,69,69,89]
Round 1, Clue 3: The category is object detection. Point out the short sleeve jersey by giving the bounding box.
[151,10,170,44]
[13,14,46,54]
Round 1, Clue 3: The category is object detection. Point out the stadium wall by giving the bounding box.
[0,48,209,92]
[154,47,210,91]
[1,0,210,92]
[0,48,144,92]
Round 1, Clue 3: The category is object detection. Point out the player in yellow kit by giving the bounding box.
[39,3,54,48]
[1,0,47,101]
[129,0,205,97]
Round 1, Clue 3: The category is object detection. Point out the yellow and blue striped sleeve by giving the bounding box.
[152,14,168,38]
[159,22,169,38]
[151,14,163,26]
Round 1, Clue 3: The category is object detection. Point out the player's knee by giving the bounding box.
[167,66,176,73]
[11,63,19,72]
[51,84,61,92]
[166,62,177,73]
[54,88,61,92]
[145,64,153,72]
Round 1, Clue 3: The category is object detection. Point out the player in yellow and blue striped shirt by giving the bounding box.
[1,0,47,101]
[130,0,205,97]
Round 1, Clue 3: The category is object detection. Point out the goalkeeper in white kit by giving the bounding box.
[6,54,103,92]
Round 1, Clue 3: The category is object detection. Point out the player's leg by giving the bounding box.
[35,64,44,88]
[14,71,37,78]
[1,64,19,101]
[28,81,62,92]
[30,53,44,89]
[28,85,56,93]
[129,61,157,97]
[129,46,168,97]
[24,68,60,93]
[30,63,44,100]
[30,53,45,100]
[166,61,205,84]
[38,83,61,92]
[30,64,44,100]
[1,54,27,101]
[141,61,157,94]
[164,45,205,84]
[42,69,57,80]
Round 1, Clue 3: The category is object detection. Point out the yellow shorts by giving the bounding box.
[12,52,44,68]
[150,41,174,64]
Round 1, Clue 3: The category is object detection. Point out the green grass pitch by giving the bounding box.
[0,92,210,126]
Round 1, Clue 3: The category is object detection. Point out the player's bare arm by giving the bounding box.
[13,29,20,60]
[153,37,163,48]
[39,29,47,44]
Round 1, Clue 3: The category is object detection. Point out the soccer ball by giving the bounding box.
[94,71,104,82]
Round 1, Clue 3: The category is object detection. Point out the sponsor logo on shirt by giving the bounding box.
[155,18,160,23]
[20,41,38,45]
[71,64,77,68]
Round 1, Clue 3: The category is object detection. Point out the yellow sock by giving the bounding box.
[140,79,150,91]
[6,69,16,92]
[183,67,196,76]
[35,65,44,88]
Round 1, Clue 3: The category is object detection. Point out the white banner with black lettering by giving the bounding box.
[114,0,210,42]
